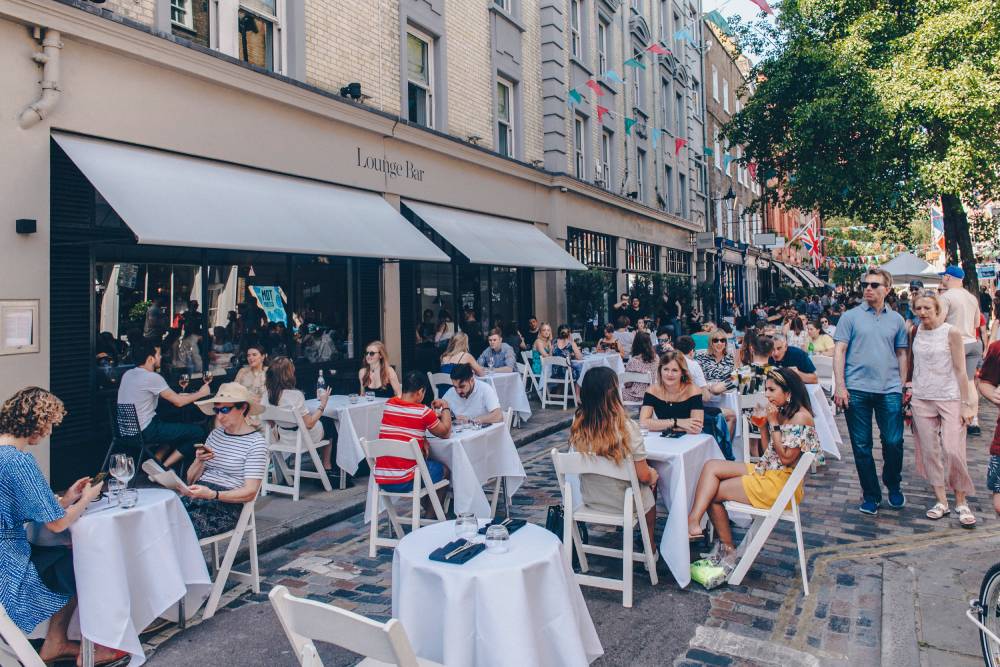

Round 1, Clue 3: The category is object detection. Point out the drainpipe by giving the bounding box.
[18,27,63,129]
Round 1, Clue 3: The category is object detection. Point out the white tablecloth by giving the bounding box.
[392,521,603,666]
[644,433,723,588]
[482,371,532,422]
[365,423,526,521]
[306,395,387,475]
[70,489,211,666]
[807,384,842,460]
[572,352,626,384]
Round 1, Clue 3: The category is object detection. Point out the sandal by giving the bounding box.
[957,505,977,529]
[926,503,950,520]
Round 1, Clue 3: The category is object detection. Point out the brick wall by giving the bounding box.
[104,0,156,26]
[442,0,493,147]
[520,0,545,164]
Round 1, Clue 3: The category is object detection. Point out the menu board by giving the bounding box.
[0,301,39,355]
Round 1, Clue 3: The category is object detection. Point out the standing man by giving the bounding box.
[833,269,909,515]
[938,266,983,436]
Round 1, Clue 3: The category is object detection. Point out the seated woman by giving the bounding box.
[531,322,555,375]
[359,340,401,398]
[551,324,583,381]
[0,388,126,666]
[686,368,820,566]
[185,383,268,538]
[570,366,659,552]
[806,319,835,357]
[739,334,774,396]
[438,333,484,397]
[639,351,705,435]
[262,357,339,483]
[595,323,624,357]
[234,343,268,403]
[622,329,658,403]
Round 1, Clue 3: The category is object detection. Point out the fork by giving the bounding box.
[444,541,476,560]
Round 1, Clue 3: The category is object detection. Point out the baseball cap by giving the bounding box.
[939,265,965,279]
[908,280,923,289]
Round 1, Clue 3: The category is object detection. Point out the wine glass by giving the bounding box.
[487,357,495,374]
[111,454,135,490]
[454,513,479,541]
[178,373,190,392]
[203,371,214,386]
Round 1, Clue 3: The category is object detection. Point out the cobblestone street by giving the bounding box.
[141,395,999,666]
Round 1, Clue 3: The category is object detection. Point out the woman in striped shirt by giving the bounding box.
[185,383,268,539]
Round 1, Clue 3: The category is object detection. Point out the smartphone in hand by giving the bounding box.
[89,471,108,486]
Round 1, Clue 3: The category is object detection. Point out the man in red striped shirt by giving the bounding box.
[375,371,452,499]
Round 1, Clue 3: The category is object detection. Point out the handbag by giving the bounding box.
[545,505,589,569]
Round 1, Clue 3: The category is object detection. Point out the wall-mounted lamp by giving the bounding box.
[467,135,483,145]
[15,219,37,235]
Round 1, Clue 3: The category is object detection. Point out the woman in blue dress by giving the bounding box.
[0,387,127,665]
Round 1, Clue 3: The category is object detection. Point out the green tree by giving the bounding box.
[724,0,1000,292]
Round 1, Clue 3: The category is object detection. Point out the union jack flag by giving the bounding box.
[802,222,822,270]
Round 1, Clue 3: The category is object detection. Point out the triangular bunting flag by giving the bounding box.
[673,29,693,43]
[652,128,662,150]
[748,0,774,16]
[747,162,757,181]
[568,88,584,105]
[625,118,637,135]
[596,105,610,122]
[646,43,670,55]
[674,137,688,155]
[723,154,734,171]
[603,70,625,84]
[584,80,604,97]
[704,147,714,157]
[624,58,646,70]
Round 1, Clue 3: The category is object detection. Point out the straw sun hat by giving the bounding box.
[195,382,265,416]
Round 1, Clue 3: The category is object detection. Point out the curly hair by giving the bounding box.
[0,387,66,439]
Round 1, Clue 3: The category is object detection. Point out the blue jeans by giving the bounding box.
[845,390,904,504]
[379,459,445,493]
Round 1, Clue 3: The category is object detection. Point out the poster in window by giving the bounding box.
[117,263,139,290]
[0,301,39,355]
[249,286,288,324]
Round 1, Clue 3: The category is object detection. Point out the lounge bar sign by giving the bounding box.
[355,147,424,182]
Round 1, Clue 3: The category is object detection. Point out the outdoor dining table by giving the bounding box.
[69,488,211,667]
[392,520,604,666]
[364,422,526,521]
[643,432,723,588]
[305,394,387,477]
[481,370,532,422]
[571,351,626,384]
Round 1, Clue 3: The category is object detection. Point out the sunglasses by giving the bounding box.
[213,406,236,415]
[860,281,884,290]
[711,338,727,343]
[365,351,379,357]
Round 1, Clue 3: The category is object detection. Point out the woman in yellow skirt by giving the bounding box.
[687,367,821,566]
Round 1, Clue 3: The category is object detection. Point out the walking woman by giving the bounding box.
[0,388,127,666]
[687,369,819,565]
[907,293,977,527]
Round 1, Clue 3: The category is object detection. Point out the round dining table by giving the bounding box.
[392,521,604,666]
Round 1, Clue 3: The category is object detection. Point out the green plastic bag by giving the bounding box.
[690,558,728,590]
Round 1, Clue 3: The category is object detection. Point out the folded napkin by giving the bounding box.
[429,539,486,564]
[477,518,527,535]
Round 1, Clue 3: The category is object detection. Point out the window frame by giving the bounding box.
[236,0,285,73]
[632,45,644,109]
[722,78,730,113]
[674,90,685,136]
[570,0,582,59]
[171,0,194,30]
[494,0,512,12]
[664,163,674,212]
[597,17,609,75]
[496,77,515,158]
[574,114,587,179]
[712,65,719,101]
[678,171,688,218]
[636,148,646,203]
[600,129,612,187]
[406,27,435,128]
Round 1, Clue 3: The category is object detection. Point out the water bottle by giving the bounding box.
[316,370,327,397]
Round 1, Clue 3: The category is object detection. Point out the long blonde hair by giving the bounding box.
[362,340,391,389]
[569,367,632,464]
[441,333,470,361]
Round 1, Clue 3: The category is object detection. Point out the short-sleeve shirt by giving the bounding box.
[695,352,735,383]
[834,303,909,393]
[477,343,517,370]
[939,287,980,344]
[442,380,501,420]
[374,397,441,485]
[198,428,269,490]
[117,367,169,430]
[808,334,835,355]
[770,346,816,374]
[263,389,324,443]
[685,356,708,388]
[980,341,1000,456]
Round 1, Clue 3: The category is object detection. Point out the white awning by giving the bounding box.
[402,200,586,271]
[797,268,826,288]
[52,133,449,262]
[774,262,803,287]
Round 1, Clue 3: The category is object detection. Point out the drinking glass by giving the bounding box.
[348,393,359,404]
[487,358,495,374]
[111,454,135,489]
[454,513,479,541]
[178,373,190,392]
[105,478,123,506]
[365,391,375,402]
[484,525,510,554]
[203,371,214,386]
[119,488,139,509]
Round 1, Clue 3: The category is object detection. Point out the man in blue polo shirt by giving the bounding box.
[833,269,910,515]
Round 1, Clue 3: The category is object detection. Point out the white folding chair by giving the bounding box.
[260,405,333,502]
[520,351,543,401]
[737,393,765,462]
[620,371,651,409]
[426,372,452,401]
[571,331,583,345]
[724,451,816,596]
[541,356,576,410]
[812,355,834,395]
[200,495,261,620]
[0,602,44,667]
[487,409,515,518]
[550,449,658,608]
[361,438,449,557]
[269,585,442,667]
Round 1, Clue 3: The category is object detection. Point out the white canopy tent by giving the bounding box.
[877,252,941,286]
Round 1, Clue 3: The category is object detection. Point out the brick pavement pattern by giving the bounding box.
[146,396,1000,666]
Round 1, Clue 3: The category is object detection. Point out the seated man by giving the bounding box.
[477,330,517,372]
[117,339,211,468]
[374,371,452,497]
[770,334,818,384]
[442,363,503,425]
[612,316,636,357]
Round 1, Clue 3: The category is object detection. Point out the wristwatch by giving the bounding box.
[672,417,678,429]
[214,489,220,500]
[769,424,782,434]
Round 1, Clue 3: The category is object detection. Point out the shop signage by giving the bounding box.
[978,263,998,280]
[355,147,425,182]
[753,232,776,247]
[695,232,716,250]
[249,285,288,324]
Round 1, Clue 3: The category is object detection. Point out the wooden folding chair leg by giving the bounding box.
[729,509,784,586]
[248,519,260,595]
[793,506,809,596]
